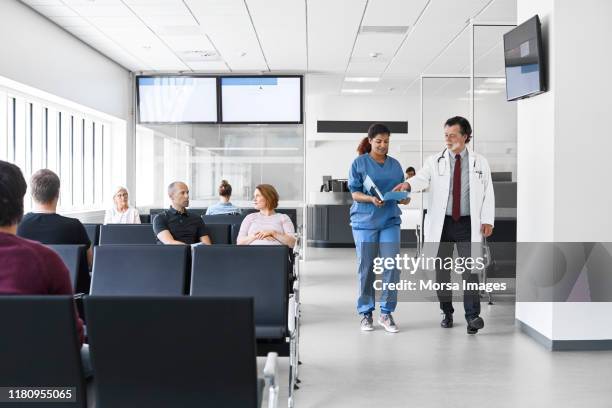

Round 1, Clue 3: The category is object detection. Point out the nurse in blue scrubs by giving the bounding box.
[349,123,408,333]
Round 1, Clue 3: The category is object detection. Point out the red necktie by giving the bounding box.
[452,154,461,221]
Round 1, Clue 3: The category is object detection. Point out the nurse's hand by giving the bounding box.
[392,182,410,192]
[370,196,384,207]
[398,198,411,205]
[481,224,493,237]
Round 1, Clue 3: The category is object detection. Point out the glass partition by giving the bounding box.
[135,123,304,209]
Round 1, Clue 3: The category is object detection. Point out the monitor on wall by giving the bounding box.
[503,15,547,101]
[220,76,303,124]
[137,76,218,124]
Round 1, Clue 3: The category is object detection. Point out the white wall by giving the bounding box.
[516,0,612,342]
[0,0,130,120]
[304,91,420,199]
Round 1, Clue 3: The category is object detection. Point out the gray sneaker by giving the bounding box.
[378,313,399,333]
[360,314,374,331]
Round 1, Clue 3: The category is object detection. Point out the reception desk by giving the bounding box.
[306,192,418,248]
[307,192,354,247]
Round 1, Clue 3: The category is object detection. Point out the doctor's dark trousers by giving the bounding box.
[436,215,481,320]
[352,225,400,315]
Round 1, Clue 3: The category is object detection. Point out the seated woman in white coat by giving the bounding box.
[103,186,141,224]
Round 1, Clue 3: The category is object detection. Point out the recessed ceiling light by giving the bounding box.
[344,77,380,83]
[467,89,501,94]
[341,89,373,94]
[360,26,409,35]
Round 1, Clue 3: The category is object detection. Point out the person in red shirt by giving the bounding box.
[0,161,89,374]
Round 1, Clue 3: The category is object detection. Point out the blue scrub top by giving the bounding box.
[348,153,405,230]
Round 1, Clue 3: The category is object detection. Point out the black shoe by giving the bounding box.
[467,316,484,334]
[440,312,453,328]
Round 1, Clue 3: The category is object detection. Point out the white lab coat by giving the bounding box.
[407,148,495,261]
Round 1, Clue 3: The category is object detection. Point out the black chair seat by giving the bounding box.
[256,325,286,339]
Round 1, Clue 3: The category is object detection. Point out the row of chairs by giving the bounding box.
[84,209,298,247]
[148,208,298,230]
[0,296,279,408]
[46,243,302,407]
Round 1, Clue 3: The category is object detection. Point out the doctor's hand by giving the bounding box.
[481,224,493,238]
[398,198,411,205]
[392,182,410,192]
[370,196,384,208]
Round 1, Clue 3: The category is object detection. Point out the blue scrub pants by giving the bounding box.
[352,225,400,315]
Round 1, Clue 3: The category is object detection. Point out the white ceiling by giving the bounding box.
[21,0,516,94]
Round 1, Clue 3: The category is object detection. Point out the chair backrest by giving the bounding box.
[202,214,246,244]
[150,208,207,220]
[191,245,288,334]
[0,296,86,407]
[205,223,231,245]
[83,223,100,246]
[99,224,157,245]
[47,244,89,293]
[276,208,297,230]
[91,245,189,296]
[139,214,151,223]
[84,296,259,408]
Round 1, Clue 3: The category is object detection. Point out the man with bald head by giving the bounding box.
[152,181,212,245]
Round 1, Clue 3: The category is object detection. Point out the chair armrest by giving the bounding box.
[73,293,86,300]
[262,352,279,408]
[263,352,278,384]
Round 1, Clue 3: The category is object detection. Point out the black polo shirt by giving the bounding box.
[152,207,209,245]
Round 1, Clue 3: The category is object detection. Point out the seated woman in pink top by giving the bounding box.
[237,184,296,248]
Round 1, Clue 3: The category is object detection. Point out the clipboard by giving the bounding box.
[364,175,410,202]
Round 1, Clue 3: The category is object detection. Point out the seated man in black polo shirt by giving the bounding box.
[153,181,212,245]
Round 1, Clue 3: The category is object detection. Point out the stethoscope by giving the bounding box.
[436,148,484,180]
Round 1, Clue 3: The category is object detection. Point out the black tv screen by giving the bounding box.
[503,15,546,101]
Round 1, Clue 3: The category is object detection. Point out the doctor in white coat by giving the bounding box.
[394,116,495,334]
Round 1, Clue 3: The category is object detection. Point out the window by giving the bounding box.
[0,76,126,213]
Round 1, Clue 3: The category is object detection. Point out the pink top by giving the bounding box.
[238,212,295,245]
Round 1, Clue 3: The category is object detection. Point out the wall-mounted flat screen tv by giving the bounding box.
[220,76,302,123]
[503,15,547,101]
[137,76,218,123]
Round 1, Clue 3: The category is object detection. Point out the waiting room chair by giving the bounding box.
[84,296,278,408]
[99,224,157,245]
[0,296,87,408]
[190,245,297,407]
[90,245,189,296]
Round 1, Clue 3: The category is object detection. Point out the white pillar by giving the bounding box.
[516,0,612,350]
